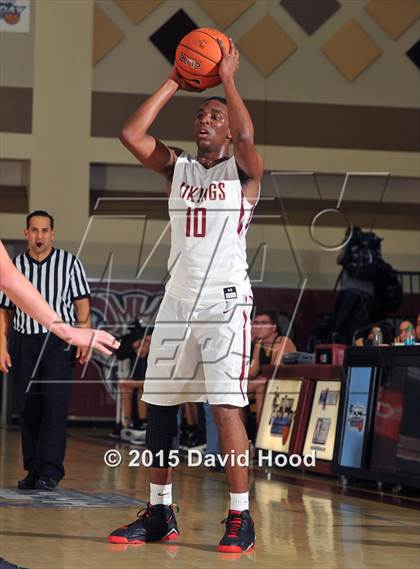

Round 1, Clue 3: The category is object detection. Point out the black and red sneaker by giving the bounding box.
[108,503,179,545]
[218,510,255,553]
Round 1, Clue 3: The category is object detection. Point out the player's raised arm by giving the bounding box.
[218,38,263,202]
[120,68,202,179]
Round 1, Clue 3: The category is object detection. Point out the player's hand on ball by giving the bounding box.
[218,38,239,83]
[169,66,205,93]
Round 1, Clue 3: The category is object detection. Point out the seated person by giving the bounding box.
[116,324,153,443]
[248,308,296,426]
[354,323,393,346]
[395,319,415,344]
[179,402,206,450]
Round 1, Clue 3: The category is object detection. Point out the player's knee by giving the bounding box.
[146,404,179,467]
[211,404,241,428]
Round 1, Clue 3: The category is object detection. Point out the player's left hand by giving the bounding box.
[218,38,239,83]
[168,65,205,93]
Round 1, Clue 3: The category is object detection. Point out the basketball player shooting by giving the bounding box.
[108,37,263,553]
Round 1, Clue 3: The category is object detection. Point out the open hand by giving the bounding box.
[51,323,120,357]
[217,38,239,83]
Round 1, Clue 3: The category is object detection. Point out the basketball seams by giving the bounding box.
[199,28,229,50]
[178,42,219,65]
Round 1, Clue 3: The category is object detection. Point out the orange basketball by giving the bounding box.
[175,28,229,90]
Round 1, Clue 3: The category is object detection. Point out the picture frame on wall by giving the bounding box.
[303,381,341,461]
[256,379,303,453]
[0,0,30,33]
[339,367,374,469]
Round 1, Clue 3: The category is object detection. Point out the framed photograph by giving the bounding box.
[312,418,331,445]
[0,0,30,33]
[339,367,373,468]
[303,380,341,461]
[256,379,302,453]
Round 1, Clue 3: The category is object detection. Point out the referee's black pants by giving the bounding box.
[10,331,76,481]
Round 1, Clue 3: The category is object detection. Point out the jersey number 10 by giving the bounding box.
[186,207,206,237]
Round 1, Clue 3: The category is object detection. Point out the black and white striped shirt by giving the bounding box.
[0,248,90,334]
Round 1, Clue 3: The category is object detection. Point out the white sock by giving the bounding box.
[150,483,172,506]
[230,492,249,512]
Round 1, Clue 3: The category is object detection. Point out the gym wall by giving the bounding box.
[0,0,419,289]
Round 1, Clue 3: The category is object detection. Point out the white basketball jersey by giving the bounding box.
[166,151,258,304]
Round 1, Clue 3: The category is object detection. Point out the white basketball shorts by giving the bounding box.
[142,290,253,407]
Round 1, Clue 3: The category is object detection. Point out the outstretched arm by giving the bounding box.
[0,241,118,355]
[120,68,202,179]
[218,38,263,204]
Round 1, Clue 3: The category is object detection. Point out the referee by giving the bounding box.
[0,210,91,491]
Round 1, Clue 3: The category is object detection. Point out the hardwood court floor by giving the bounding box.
[0,427,419,569]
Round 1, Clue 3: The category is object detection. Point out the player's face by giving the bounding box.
[194,100,230,149]
[24,216,55,255]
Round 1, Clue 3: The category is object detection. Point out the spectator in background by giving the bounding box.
[248,309,296,426]
[249,309,296,373]
[179,403,206,450]
[118,326,153,445]
[354,322,394,346]
[395,319,415,344]
[416,314,420,342]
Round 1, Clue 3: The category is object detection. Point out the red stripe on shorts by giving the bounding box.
[239,308,248,400]
[237,193,245,235]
